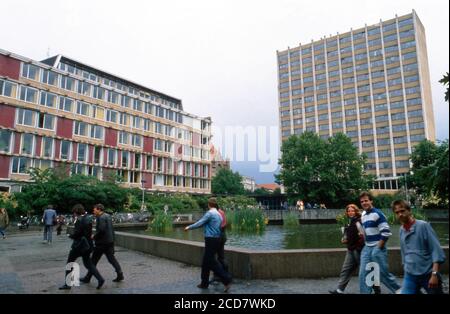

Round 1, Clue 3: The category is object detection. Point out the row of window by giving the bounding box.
[279,18,414,60]
[281,40,416,71]
[0,128,211,167]
[1,130,211,177]
[279,62,418,89]
[17,66,211,132]
[9,157,211,189]
[23,62,181,111]
[1,79,210,136]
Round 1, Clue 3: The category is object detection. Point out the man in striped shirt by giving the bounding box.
[358,191,401,294]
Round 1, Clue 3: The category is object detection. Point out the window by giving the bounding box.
[21,133,34,155]
[377,126,389,134]
[42,137,53,158]
[106,109,118,123]
[121,95,131,108]
[392,124,406,132]
[131,134,142,147]
[39,91,57,108]
[395,148,409,156]
[11,157,31,174]
[37,113,55,130]
[74,121,88,136]
[76,101,90,116]
[41,70,58,86]
[61,140,71,160]
[77,81,92,96]
[107,148,116,166]
[92,86,105,100]
[77,143,87,162]
[119,131,130,144]
[21,63,39,80]
[398,18,413,28]
[0,129,12,153]
[108,91,120,104]
[378,138,390,146]
[19,86,38,103]
[61,76,75,91]
[17,108,35,126]
[375,114,389,122]
[119,112,129,126]
[122,151,129,167]
[408,109,423,118]
[92,146,101,164]
[90,125,104,139]
[59,97,73,112]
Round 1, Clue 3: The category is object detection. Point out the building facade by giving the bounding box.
[210,144,230,177]
[0,50,212,194]
[241,175,256,192]
[277,10,435,191]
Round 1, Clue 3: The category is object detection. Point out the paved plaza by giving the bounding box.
[0,230,448,294]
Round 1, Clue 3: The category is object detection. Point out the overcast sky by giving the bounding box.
[1,0,448,183]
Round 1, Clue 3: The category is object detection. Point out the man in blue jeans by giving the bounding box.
[42,205,57,244]
[392,200,445,294]
[359,192,401,294]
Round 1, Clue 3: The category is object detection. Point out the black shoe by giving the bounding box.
[197,283,208,289]
[80,277,90,284]
[112,273,124,282]
[223,283,231,293]
[329,289,343,294]
[96,279,105,290]
[373,286,381,294]
[59,284,71,290]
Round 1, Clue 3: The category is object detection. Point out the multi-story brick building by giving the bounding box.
[277,10,435,191]
[0,49,212,194]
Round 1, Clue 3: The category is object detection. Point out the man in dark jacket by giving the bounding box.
[59,204,104,290]
[81,204,124,283]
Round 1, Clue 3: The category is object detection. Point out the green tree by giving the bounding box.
[211,168,245,195]
[439,72,449,102]
[408,139,449,206]
[276,132,373,207]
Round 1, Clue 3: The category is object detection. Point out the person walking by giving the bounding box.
[59,204,104,290]
[329,204,365,294]
[392,200,445,294]
[0,207,9,239]
[80,204,124,283]
[185,198,232,292]
[359,192,401,294]
[42,205,57,244]
[210,207,228,283]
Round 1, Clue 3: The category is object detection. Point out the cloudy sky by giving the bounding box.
[1,0,448,183]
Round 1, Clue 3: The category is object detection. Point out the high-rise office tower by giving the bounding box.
[277,10,435,191]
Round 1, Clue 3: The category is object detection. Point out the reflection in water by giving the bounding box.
[136,222,449,251]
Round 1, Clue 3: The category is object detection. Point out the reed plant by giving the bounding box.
[228,207,266,232]
[283,211,300,228]
[148,210,173,232]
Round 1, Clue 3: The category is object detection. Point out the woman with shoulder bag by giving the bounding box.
[329,204,381,294]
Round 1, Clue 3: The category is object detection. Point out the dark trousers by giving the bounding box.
[84,243,122,280]
[66,249,104,284]
[216,232,228,273]
[201,237,231,287]
[337,249,360,291]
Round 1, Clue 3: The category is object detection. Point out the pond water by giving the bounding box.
[132,222,449,250]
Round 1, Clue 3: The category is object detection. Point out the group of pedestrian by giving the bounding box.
[330,191,445,294]
[59,203,123,290]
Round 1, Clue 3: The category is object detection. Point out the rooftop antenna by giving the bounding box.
[46,47,50,57]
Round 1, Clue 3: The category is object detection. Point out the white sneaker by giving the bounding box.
[395,288,402,294]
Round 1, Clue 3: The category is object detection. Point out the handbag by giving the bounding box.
[71,236,91,254]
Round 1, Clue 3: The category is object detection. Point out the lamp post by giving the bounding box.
[141,180,147,211]
[404,173,409,203]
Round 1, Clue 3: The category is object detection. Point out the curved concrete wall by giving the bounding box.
[114,231,449,280]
